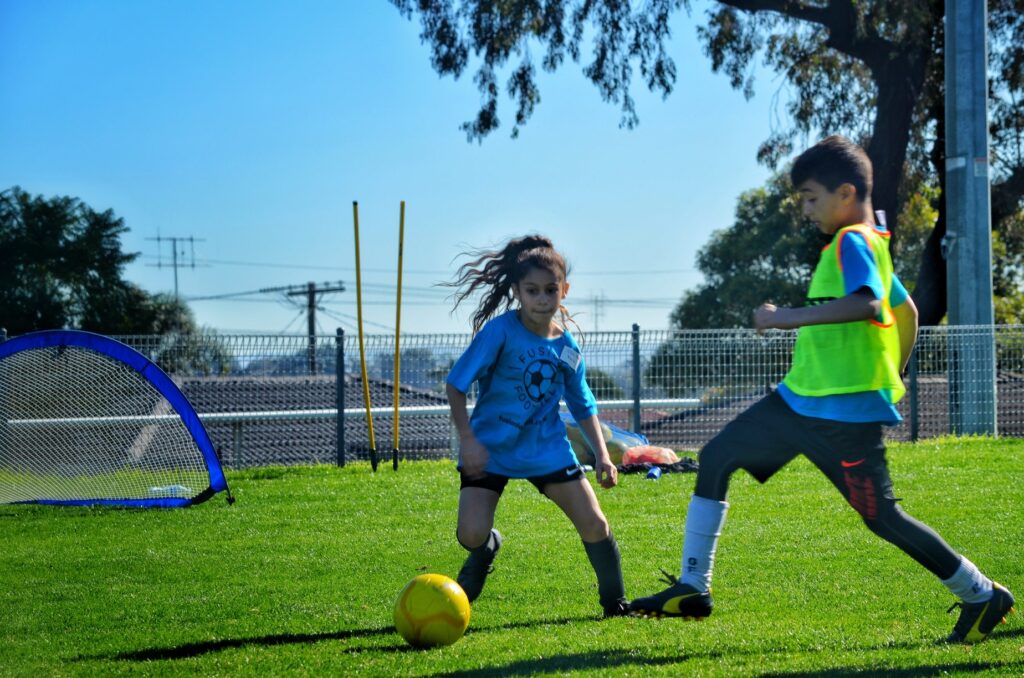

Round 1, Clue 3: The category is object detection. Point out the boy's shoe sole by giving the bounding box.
[456,529,502,603]
[629,570,712,620]
[947,582,1015,643]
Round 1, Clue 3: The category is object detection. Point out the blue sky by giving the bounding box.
[1,0,785,335]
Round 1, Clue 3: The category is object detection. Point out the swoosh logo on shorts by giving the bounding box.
[566,466,582,477]
[840,458,866,468]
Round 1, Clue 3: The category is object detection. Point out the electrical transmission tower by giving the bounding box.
[147,235,204,299]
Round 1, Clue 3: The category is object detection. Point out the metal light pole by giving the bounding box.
[944,0,997,434]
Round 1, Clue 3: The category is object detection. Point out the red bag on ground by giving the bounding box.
[621,445,680,466]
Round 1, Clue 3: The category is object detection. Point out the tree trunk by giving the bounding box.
[865,52,929,244]
[913,48,950,327]
[915,210,948,325]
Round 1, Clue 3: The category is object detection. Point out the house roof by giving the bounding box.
[179,374,451,468]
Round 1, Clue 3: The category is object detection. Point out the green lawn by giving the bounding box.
[2,437,1022,676]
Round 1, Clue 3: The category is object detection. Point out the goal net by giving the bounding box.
[0,330,230,507]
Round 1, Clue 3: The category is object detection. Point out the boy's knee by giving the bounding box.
[856,497,901,536]
[699,436,737,472]
[694,438,735,500]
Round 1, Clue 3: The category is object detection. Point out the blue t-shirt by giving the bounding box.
[447,310,599,477]
[776,228,907,425]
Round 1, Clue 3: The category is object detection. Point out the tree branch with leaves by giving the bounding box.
[394,0,1024,325]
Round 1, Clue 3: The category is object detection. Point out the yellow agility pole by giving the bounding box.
[352,201,378,472]
[391,201,403,473]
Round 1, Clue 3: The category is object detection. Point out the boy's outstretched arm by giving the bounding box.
[892,294,919,374]
[754,288,880,332]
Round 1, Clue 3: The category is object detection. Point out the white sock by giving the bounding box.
[680,495,729,592]
[941,556,993,603]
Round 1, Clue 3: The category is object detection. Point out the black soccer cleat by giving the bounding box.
[947,582,1015,643]
[629,568,713,620]
[602,597,631,618]
[457,529,502,602]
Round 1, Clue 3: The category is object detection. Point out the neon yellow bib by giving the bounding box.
[783,224,905,402]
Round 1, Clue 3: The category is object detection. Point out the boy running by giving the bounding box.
[630,135,1014,643]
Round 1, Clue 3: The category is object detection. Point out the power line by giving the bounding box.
[141,254,696,276]
[186,289,269,301]
[184,294,675,308]
[319,306,394,332]
[279,308,306,334]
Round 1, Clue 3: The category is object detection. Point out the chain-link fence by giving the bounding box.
[107,325,1024,469]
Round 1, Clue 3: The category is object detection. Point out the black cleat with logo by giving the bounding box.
[629,569,713,619]
[947,582,1015,643]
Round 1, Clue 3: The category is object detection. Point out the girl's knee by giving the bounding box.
[457,525,492,550]
[577,512,610,542]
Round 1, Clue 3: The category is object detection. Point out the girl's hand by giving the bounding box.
[459,434,489,479]
[594,456,618,489]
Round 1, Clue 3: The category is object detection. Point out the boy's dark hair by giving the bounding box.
[790,135,873,200]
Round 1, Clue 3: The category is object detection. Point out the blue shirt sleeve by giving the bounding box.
[890,273,908,307]
[560,334,599,421]
[839,231,884,299]
[447,319,504,393]
[839,230,909,306]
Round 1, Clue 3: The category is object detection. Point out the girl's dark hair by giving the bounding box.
[444,234,578,336]
[790,134,873,200]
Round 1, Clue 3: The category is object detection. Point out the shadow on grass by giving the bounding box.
[735,627,1024,678]
[100,615,591,662]
[104,627,403,661]
[426,648,725,677]
[761,659,1024,677]
[427,623,1024,677]
[97,615,1024,668]
[426,641,1024,678]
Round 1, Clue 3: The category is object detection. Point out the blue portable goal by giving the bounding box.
[0,330,232,508]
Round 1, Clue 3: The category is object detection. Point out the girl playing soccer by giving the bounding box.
[444,234,629,617]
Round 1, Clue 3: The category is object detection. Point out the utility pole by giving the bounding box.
[261,281,346,374]
[944,0,997,434]
[147,236,204,299]
[591,292,606,331]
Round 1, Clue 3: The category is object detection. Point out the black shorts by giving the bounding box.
[697,391,896,518]
[459,463,586,496]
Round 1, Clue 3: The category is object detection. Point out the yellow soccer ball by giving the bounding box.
[393,573,471,648]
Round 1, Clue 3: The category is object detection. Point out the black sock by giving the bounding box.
[583,533,626,606]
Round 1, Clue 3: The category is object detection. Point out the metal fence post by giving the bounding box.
[232,422,243,469]
[631,323,641,433]
[909,346,919,442]
[336,327,346,467]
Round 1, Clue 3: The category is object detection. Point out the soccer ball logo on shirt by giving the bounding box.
[523,359,558,401]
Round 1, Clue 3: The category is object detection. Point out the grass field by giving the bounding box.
[2,437,1023,676]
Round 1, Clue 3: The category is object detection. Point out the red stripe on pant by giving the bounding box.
[843,471,878,520]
